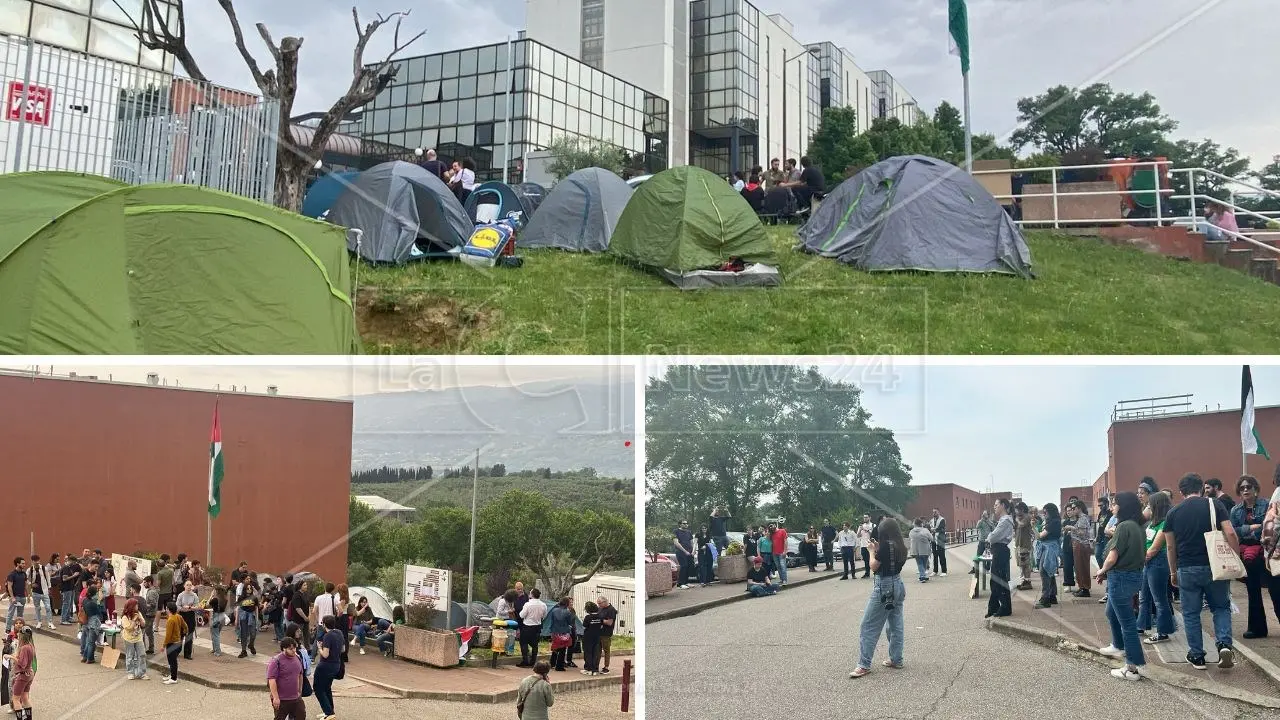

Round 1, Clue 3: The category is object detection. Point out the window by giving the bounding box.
[475,122,495,146]
[442,78,459,101]
[390,84,407,107]
[457,98,476,124]
[30,4,90,51]
[424,55,443,80]
[459,48,478,76]
[477,73,495,97]
[407,56,426,83]
[423,103,440,126]
[459,75,477,98]
[455,124,474,147]
[477,45,497,74]
[422,81,441,103]
[476,95,496,123]
[440,101,457,125]
[442,52,460,77]
[389,106,407,132]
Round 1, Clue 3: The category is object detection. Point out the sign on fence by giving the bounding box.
[5,81,53,126]
[403,564,451,607]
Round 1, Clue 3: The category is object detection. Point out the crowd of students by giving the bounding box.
[728,156,827,218]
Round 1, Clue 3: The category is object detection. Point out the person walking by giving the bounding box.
[985,498,1015,618]
[1165,473,1239,669]
[5,626,35,719]
[1096,492,1149,681]
[5,558,28,633]
[162,601,188,684]
[1232,475,1280,639]
[119,598,149,680]
[821,519,838,571]
[672,520,695,590]
[838,522,858,579]
[268,637,308,720]
[908,519,933,582]
[929,510,948,577]
[770,522,789,585]
[175,580,200,660]
[27,555,52,632]
[312,615,344,720]
[515,661,555,720]
[848,517,908,678]
[517,588,548,667]
[547,598,574,672]
[1033,503,1062,609]
[236,577,260,657]
[1138,491,1177,644]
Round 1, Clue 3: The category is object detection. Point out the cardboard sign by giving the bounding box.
[100,645,121,669]
[6,82,53,126]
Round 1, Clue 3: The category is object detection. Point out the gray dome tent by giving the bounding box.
[328,160,472,264]
[519,167,633,252]
[795,155,1033,278]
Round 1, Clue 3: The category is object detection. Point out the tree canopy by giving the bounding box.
[1009,83,1177,157]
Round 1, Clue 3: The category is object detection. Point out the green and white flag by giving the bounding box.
[208,401,224,517]
[1242,365,1270,459]
[949,0,971,74]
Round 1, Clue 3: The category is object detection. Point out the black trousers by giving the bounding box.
[518,624,540,665]
[677,553,695,586]
[1061,536,1075,586]
[932,541,948,574]
[165,642,181,680]
[840,546,855,578]
[860,548,871,577]
[987,543,1012,617]
[178,611,197,659]
[822,541,835,570]
[1243,553,1280,636]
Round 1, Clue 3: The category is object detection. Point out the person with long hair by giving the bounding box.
[1065,500,1096,598]
[1232,475,1280,639]
[848,517,908,678]
[695,524,714,587]
[163,601,188,684]
[804,526,820,572]
[985,498,1015,618]
[175,579,199,660]
[1033,503,1062,609]
[1096,491,1148,681]
[5,627,34,719]
[208,584,228,657]
[1138,491,1176,644]
[119,597,149,680]
[547,597,574,672]
[351,595,377,655]
[237,575,261,658]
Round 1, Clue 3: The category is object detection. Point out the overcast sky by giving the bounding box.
[644,362,1280,508]
[182,0,1277,166]
[0,361,629,398]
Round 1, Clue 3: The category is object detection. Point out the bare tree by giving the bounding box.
[118,0,424,211]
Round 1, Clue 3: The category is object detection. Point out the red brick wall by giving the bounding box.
[905,483,984,531]
[1060,486,1093,509]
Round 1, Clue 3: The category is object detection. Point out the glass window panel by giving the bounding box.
[513,122,524,144]
[528,42,539,68]
[477,45,497,74]
[708,33,725,53]
[390,84,407,106]
[440,101,458,125]
[442,52,460,77]
[592,93,603,117]
[407,56,426,83]
[372,110,390,133]
[458,98,476,124]
[512,92,527,118]
[511,40,527,67]
[538,96,552,122]
[406,83,424,104]
[88,19,137,63]
[477,73,495,97]
[565,106,579,134]
[389,132,406,148]
[405,104,424,129]
[390,106,407,132]
[441,79,458,101]
[44,0,92,10]
[475,122,494,146]
[591,69,603,95]
[460,48,478,75]
[31,4,89,51]
[477,96,495,122]
[439,126,456,144]
[538,72,552,97]
[421,128,438,148]
[138,44,165,70]
[459,75,477,98]
[589,115,602,139]
[93,0,137,24]
[493,122,506,146]
[425,55,443,80]
[422,81,441,103]
[552,101,565,129]
[0,0,31,36]
[553,79,566,103]
[709,15,724,33]
[456,124,474,147]
[537,123,551,147]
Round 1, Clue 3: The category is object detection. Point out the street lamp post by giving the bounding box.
[780,48,811,168]
[886,101,919,124]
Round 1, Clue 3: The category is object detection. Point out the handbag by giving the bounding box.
[516,677,544,719]
[1207,498,1246,581]
[1241,544,1264,564]
[302,674,313,697]
[1267,550,1280,577]
[550,632,572,650]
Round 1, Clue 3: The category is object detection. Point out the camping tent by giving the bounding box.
[795,155,1034,277]
[519,167,632,252]
[327,160,472,263]
[609,165,778,287]
[513,183,547,216]
[464,180,541,226]
[302,170,360,218]
[0,172,359,354]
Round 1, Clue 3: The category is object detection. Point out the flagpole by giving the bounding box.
[465,448,479,628]
[963,70,973,173]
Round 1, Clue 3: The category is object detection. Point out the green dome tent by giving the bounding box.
[609,165,778,288]
[0,172,360,354]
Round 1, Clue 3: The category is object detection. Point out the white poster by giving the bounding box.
[110,553,152,583]
[403,564,451,608]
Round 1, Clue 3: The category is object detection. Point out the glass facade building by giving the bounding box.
[361,38,669,182]
[0,0,176,70]
[688,0,760,177]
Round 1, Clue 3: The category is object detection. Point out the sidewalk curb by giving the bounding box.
[647,570,843,623]
[986,618,1280,709]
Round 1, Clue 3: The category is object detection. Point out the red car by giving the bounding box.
[648,551,678,583]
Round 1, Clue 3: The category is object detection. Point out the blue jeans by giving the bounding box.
[747,583,777,597]
[81,617,101,661]
[1094,543,1108,579]
[915,555,928,581]
[238,609,257,652]
[772,554,788,583]
[1200,222,1226,241]
[1178,565,1233,658]
[1138,553,1176,635]
[857,574,905,669]
[5,596,25,631]
[61,590,76,623]
[31,594,51,625]
[313,662,339,715]
[1104,570,1146,667]
[210,614,224,654]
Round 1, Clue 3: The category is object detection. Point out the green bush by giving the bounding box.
[404,599,438,630]
[723,541,745,556]
[347,562,375,587]
[374,564,405,602]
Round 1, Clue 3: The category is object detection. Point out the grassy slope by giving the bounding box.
[356,228,1280,354]
[352,473,635,518]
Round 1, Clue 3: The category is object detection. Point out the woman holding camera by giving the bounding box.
[848,518,908,678]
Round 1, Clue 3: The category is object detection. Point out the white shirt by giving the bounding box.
[732,179,745,192]
[313,592,339,624]
[494,597,511,618]
[857,523,873,548]
[519,598,547,626]
[837,529,858,547]
[459,168,477,191]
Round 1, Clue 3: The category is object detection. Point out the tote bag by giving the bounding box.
[1207,498,1246,581]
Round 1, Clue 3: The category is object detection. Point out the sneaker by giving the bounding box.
[47,622,55,630]
[1110,667,1142,682]
[1143,634,1170,645]
[1097,595,1107,604]
[359,647,365,655]
[581,670,591,675]
[1186,653,1207,669]
[140,675,150,680]
[163,678,178,685]
[600,668,610,674]
[941,572,947,577]
[1217,645,1234,669]
[1097,645,1124,658]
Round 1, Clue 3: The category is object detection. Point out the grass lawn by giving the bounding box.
[354,228,1280,354]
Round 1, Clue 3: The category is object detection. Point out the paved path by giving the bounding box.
[646,564,845,620]
[646,558,1275,720]
[15,640,629,720]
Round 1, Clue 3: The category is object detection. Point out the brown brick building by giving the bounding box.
[904,483,985,532]
[0,372,354,580]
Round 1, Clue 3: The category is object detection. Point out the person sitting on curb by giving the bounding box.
[745,556,778,597]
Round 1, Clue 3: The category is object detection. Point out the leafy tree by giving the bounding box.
[1009,83,1176,157]
[972,133,1017,163]
[862,117,951,163]
[477,489,633,599]
[806,107,877,185]
[417,506,473,569]
[546,135,629,180]
[347,496,387,569]
[1251,156,1280,217]
[1163,138,1252,215]
[933,101,965,157]
[346,561,375,587]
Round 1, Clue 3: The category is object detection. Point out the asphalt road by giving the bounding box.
[22,640,628,720]
[646,569,1271,720]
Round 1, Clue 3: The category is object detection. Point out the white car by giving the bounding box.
[626,174,653,188]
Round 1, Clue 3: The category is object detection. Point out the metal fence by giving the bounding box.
[1,34,279,203]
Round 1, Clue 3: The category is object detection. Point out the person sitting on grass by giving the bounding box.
[745,556,778,597]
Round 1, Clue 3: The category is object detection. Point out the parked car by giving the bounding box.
[653,552,679,583]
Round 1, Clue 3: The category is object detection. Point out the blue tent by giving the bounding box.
[302,171,360,219]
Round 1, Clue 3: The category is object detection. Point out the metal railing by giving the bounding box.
[1,34,279,203]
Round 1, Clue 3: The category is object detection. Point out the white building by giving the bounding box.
[524,0,921,175]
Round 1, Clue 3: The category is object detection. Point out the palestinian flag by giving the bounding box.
[208,401,224,518]
[456,626,477,660]
[1242,366,1270,459]
[948,0,971,74]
